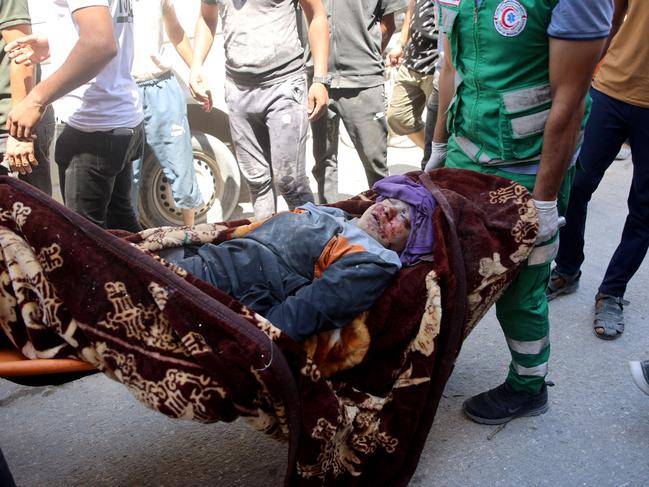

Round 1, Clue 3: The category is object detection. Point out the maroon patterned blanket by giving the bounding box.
[0,169,537,486]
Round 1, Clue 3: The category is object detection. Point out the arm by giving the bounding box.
[379,13,396,53]
[533,38,606,202]
[387,0,414,67]
[6,6,117,140]
[189,2,219,111]
[432,35,454,144]
[2,23,37,173]
[600,0,627,60]
[424,35,454,170]
[299,0,329,121]
[266,252,399,342]
[163,3,193,68]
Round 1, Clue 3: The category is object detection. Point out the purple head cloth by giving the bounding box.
[372,175,436,266]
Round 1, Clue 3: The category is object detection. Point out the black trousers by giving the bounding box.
[556,87,649,297]
[0,447,16,487]
[54,122,144,233]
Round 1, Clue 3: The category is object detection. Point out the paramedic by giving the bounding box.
[426,0,612,424]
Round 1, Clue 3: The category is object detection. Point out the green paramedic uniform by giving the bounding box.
[439,0,588,393]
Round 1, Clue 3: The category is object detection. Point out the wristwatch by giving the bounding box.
[312,75,331,88]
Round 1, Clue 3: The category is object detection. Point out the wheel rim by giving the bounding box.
[150,150,222,224]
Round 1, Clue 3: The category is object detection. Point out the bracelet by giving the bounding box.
[312,75,331,88]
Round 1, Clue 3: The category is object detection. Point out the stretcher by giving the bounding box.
[0,170,538,486]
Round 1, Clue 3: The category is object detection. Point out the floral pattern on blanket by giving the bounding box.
[0,169,536,486]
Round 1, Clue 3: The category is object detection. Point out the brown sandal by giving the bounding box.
[546,268,581,301]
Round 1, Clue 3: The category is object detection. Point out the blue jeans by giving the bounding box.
[133,73,203,211]
[54,122,144,233]
[555,87,649,297]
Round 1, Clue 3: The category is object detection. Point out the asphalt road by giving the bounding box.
[1,140,648,487]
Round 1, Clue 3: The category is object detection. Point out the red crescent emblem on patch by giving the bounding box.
[494,0,527,37]
[500,7,517,28]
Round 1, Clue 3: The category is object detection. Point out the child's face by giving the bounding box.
[357,198,411,252]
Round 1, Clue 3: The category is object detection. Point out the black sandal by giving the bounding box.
[593,293,629,340]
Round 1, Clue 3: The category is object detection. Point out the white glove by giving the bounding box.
[424,142,447,172]
[533,199,559,244]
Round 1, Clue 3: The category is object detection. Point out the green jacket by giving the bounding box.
[439,0,587,166]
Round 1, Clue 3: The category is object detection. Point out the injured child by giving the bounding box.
[0,169,538,487]
[162,175,436,342]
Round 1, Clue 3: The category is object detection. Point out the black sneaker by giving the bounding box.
[463,382,549,425]
[629,360,649,396]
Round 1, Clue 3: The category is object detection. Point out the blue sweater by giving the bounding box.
[170,204,402,341]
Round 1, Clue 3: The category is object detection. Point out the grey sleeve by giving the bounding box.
[201,0,217,4]
[547,0,613,40]
[382,0,409,17]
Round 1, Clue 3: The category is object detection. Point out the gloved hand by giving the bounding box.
[533,199,559,244]
[424,142,447,172]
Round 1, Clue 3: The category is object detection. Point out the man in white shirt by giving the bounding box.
[5,0,144,232]
[131,0,202,227]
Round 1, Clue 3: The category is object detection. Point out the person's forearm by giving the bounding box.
[535,37,606,201]
[307,15,329,77]
[4,26,35,103]
[380,14,396,52]
[601,0,627,60]
[399,0,414,47]
[26,7,116,108]
[170,32,193,68]
[433,37,454,143]
[299,0,329,77]
[28,36,116,108]
[191,4,218,70]
[9,54,34,103]
[164,6,193,68]
[534,102,584,201]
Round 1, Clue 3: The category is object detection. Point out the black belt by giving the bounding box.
[136,70,173,87]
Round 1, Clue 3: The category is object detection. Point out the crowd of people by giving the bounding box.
[0,0,647,434]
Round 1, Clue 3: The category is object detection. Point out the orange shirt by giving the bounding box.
[593,0,649,108]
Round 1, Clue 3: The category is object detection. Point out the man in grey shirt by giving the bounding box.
[0,0,53,195]
[190,0,329,219]
[308,0,408,204]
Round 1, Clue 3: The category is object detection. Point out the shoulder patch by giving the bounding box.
[494,0,528,37]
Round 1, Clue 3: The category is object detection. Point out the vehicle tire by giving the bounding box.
[138,131,240,228]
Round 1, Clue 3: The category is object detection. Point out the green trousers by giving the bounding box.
[447,137,574,393]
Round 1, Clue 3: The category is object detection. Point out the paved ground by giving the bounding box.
[1,138,648,486]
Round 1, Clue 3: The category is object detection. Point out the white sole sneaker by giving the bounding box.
[629,361,649,396]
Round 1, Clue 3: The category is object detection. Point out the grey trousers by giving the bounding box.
[310,84,389,204]
[225,74,314,219]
